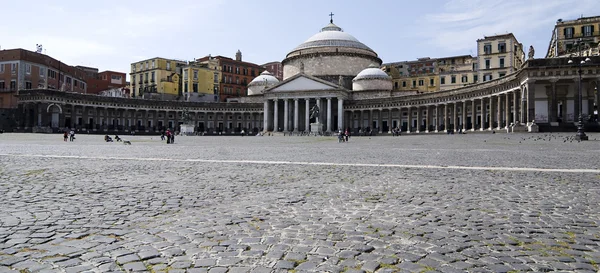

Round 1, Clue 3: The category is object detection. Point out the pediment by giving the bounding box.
[268,74,339,92]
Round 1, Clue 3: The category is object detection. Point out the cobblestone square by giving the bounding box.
[1,133,599,273]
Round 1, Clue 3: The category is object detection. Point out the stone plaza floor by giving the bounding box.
[0,132,599,273]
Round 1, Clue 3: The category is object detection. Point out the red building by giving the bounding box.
[197,50,264,102]
[77,66,127,94]
[262,61,283,81]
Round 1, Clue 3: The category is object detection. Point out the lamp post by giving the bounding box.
[568,39,590,141]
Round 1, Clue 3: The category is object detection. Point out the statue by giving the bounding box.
[528,45,535,60]
[338,75,343,87]
[309,104,320,123]
[181,108,191,124]
[300,62,304,73]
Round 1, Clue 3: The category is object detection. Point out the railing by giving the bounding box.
[0,88,18,92]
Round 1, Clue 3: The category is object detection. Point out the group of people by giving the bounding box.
[104,135,122,142]
[337,129,351,143]
[63,130,75,141]
[161,130,175,144]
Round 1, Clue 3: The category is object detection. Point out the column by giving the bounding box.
[505,92,511,127]
[497,95,503,129]
[434,105,440,132]
[378,109,383,133]
[526,80,536,124]
[305,98,310,132]
[471,99,476,131]
[513,90,519,124]
[337,98,343,131]
[263,100,269,132]
[452,103,458,132]
[407,107,412,133]
[294,99,299,132]
[359,110,364,130]
[273,99,279,131]
[425,105,431,133]
[283,99,289,131]
[326,97,332,132]
[480,97,486,131]
[549,79,558,123]
[416,106,422,133]
[443,104,448,131]
[368,109,373,131]
[461,101,467,131]
[388,108,393,133]
[489,96,495,130]
[317,98,322,124]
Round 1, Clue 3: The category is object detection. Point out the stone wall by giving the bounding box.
[283,55,378,80]
[352,79,393,91]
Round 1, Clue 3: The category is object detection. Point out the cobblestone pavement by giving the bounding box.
[0,133,599,273]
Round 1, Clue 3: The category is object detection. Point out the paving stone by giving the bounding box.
[122,261,147,272]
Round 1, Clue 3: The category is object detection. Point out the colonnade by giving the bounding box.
[344,90,524,133]
[263,97,344,132]
[21,102,263,134]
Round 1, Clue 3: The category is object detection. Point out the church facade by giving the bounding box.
[11,19,600,134]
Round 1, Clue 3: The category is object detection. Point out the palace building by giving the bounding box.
[7,16,600,134]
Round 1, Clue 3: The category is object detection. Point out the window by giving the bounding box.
[228,76,232,83]
[236,77,240,85]
[25,81,32,89]
[564,27,574,39]
[485,59,491,69]
[236,67,240,74]
[451,75,456,84]
[418,79,424,86]
[166,62,171,70]
[483,44,492,54]
[10,80,16,89]
[440,77,445,84]
[40,67,45,77]
[25,64,31,74]
[483,74,492,82]
[498,42,506,53]
[499,58,505,68]
[251,70,255,76]
[473,75,478,83]
[145,73,149,82]
[151,60,155,68]
[0,81,4,89]
[451,59,455,65]
[402,81,406,87]
[394,82,398,89]
[214,73,219,83]
[0,64,4,73]
[461,75,468,83]
[412,80,416,87]
[66,77,71,84]
[193,70,198,80]
[183,70,188,80]
[429,78,434,86]
[132,65,136,73]
[11,63,17,73]
[111,75,122,80]
[184,82,188,92]
[583,25,594,37]
[243,68,247,75]
[145,62,149,70]
[193,83,198,93]
[499,72,506,78]
[151,72,155,82]
[132,75,136,84]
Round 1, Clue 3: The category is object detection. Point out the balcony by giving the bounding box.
[0,88,17,93]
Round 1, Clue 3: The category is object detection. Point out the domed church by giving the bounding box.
[248,15,396,133]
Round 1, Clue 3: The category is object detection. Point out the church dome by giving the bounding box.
[352,64,392,91]
[292,23,375,53]
[247,70,279,95]
[248,70,279,87]
[353,65,391,81]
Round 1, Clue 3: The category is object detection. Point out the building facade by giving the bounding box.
[181,62,221,102]
[477,33,525,82]
[0,48,88,94]
[438,55,478,91]
[546,16,600,58]
[384,58,439,93]
[130,57,187,99]
[262,61,283,81]
[197,52,264,102]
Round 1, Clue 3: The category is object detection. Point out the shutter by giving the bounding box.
[592,25,595,35]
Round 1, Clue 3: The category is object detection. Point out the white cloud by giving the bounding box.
[419,0,600,57]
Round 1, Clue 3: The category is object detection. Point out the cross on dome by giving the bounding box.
[329,12,334,23]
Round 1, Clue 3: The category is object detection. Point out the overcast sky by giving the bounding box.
[2,0,599,80]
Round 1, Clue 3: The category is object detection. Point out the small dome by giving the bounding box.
[353,66,391,81]
[248,70,280,86]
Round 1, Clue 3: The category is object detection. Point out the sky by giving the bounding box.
[2,0,600,81]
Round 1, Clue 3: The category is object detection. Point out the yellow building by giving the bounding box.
[546,16,600,58]
[130,57,187,99]
[476,33,524,83]
[181,61,221,100]
[383,58,439,93]
[437,55,478,91]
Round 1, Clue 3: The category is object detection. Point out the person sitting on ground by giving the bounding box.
[104,135,113,142]
[115,135,122,142]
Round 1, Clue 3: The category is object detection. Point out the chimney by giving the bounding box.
[235,50,242,61]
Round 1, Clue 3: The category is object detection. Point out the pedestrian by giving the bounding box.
[63,131,68,142]
[69,130,75,141]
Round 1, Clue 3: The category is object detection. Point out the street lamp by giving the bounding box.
[568,41,591,141]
